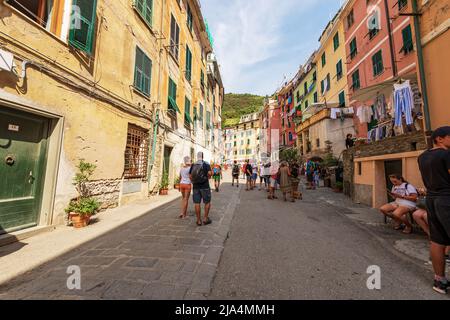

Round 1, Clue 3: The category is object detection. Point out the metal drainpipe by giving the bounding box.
[147,0,165,191]
[384,0,398,77]
[411,0,432,147]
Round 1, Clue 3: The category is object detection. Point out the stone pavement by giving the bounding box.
[311,185,432,267]
[0,179,240,300]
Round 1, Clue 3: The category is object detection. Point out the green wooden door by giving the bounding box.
[0,107,49,234]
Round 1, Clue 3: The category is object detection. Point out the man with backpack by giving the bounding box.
[212,163,223,192]
[189,152,213,226]
[306,159,316,190]
[232,161,240,188]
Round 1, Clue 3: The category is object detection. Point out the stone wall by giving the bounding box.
[343,131,427,200]
[87,179,122,210]
[354,184,373,207]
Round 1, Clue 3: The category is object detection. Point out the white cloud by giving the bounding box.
[202,0,342,95]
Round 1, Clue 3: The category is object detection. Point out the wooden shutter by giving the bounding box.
[69,0,98,55]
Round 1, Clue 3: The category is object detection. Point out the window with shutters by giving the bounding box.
[200,70,205,91]
[372,50,383,76]
[333,33,340,51]
[124,124,149,179]
[168,78,180,116]
[338,91,346,107]
[69,0,98,55]
[186,4,193,33]
[304,81,308,95]
[336,60,343,80]
[401,25,414,55]
[314,92,318,103]
[133,0,153,28]
[321,52,326,67]
[350,38,358,59]
[199,103,204,128]
[185,45,192,81]
[169,14,180,60]
[347,9,354,29]
[133,47,152,97]
[398,0,408,10]
[184,97,193,128]
[326,73,331,91]
[351,70,360,90]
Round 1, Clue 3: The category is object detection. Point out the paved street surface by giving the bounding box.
[0,173,447,300]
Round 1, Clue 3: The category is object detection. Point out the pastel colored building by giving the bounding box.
[341,0,426,208]
[277,81,296,150]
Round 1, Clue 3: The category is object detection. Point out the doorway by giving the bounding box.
[0,107,49,234]
[384,160,402,202]
[163,145,173,176]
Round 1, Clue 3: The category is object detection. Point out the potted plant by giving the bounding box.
[174,176,181,191]
[159,171,169,195]
[65,160,101,228]
[333,181,344,193]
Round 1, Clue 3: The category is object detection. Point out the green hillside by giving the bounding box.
[222,93,264,128]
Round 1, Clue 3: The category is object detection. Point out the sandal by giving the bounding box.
[403,227,413,234]
[203,218,212,225]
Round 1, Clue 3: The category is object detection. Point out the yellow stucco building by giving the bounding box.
[0,0,223,238]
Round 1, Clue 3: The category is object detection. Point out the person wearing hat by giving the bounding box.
[418,126,450,294]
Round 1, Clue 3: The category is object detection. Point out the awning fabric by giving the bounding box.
[168,96,181,113]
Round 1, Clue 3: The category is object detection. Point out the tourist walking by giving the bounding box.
[212,162,222,192]
[252,162,258,190]
[280,161,295,202]
[418,126,450,294]
[290,161,302,200]
[244,160,252,191]
[232,160,240,187]
[178,156,192,219]
[189,152,213,226]
[268,161,279,200]
[306,159,316,190]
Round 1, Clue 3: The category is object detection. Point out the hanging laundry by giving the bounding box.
[343,107,354,115]
[374,94,387,120]
[356,106,373,123]
[394,80,414,127]
[330,108,341,119]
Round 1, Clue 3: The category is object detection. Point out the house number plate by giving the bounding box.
[8,124,19,132]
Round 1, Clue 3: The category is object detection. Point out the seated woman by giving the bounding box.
[380,174,418,234]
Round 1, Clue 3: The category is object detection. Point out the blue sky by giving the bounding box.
[201,0,345,96]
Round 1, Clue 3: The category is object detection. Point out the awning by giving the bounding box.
[351,73,417,102]
[168,96,181,114]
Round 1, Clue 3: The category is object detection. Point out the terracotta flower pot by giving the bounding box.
[70,213,91,228]
[159,189,168,195]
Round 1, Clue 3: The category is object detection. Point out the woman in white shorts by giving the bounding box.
[380,174,418,234]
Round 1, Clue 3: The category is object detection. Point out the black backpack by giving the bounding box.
[191,162,208,184]
[232,165,240,174]
[291,166,299,178]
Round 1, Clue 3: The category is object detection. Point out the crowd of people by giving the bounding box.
[175,127,449,295]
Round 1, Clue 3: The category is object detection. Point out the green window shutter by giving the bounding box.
[185,46,192,81]
[168,78,180,113]
[338,91,345,107]
[401,25,413,54]
[336,60,343,79]
[134,0,152,26]
[320,80,324,94]
[372,50,383,76]
[134,47,152,96]
[184,97,193,124]
[304,81,307,95]
[314,92,318,103]
[187,5,193,32]
[321,52,326,67]
[350,38,357,59]
[69,0,98,55]
[333,33,339,51]
[352,70,360,90]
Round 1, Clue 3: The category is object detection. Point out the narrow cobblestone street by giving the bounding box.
[0,174,447,300]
